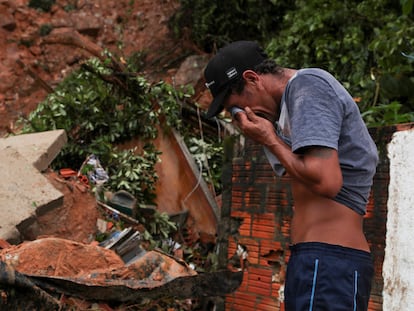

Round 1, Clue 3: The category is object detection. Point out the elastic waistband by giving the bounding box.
[289,242,372,261]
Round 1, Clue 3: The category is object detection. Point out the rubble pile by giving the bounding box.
[0,1,240,309]
[0,130,242,310]
[0,0,187,136]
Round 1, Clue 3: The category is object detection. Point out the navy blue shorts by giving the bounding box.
[284,242,373,311]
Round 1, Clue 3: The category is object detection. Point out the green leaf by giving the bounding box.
[401,0,414,15]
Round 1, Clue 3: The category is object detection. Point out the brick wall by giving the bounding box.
[223,124,414,310]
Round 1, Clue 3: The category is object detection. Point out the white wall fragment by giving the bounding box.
[383,128,414,310]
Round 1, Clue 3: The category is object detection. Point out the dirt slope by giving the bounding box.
[0,0,198,136]
[0,2,217,309]
[0,0,213,246]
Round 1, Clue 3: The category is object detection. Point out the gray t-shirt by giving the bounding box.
[267,68,378,215]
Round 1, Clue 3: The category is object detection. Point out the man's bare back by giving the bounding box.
[291,180,370,252]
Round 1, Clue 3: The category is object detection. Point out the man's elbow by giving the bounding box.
[327,183,343,199]
[317,177,343,199]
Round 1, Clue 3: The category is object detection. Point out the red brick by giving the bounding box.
[252,223,275,233]
[238,274,249,291]
[249,266,273,284]
[256,296,280,311]
[239,227,251,237]
[226,294,236,303]
[247,253,259,265]
[248,284,271,296]
[239,237,259,264]
[228,236,237,248]
[232,292,257,309]
[231,303,256,311]
[271,282,282,295]
[233,291,256,300]
[239,222,251,236]
[231,201,243,210]
[253,213,275,224]
[252,229,275,239]
[259,257,274,267]
[231,211,251,220]
[260,240,283,255]
[248,278,272,290]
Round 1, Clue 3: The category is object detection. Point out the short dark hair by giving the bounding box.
[228,59,283,96]
[255,59,283,75]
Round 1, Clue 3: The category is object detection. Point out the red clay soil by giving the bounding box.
[0,237,125,277]
[35,170,102,244]
[0,170,116,275]
[0,236,196,283]
[0,0,196,137]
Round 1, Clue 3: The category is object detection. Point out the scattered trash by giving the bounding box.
[107,190,137,217]
[58,167,90,191]
[58,154,110,190]
[59,168,77,178]
[97,200,140,226]
[137,204,157,217]
[96,218,112,234]
[78,154,109,186]
[99,227,145,264]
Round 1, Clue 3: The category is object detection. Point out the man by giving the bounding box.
[203,41,378,310]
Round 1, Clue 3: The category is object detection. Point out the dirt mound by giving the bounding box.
[0,0,193,137]
[35,170,102,243]
[0,237,125,277]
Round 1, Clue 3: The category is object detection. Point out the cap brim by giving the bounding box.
[205,88,227,119]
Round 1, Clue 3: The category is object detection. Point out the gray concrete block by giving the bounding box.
[0,129,67,172]
[0,148,64,243]
[0,130,67,244]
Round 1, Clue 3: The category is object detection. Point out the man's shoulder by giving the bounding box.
[296,68,333,80]
[291,68,340,92]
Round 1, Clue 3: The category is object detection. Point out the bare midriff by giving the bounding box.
[290,181,370,252]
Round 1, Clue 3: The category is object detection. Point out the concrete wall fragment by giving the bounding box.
[383,128,414,310]
[0,130,67,243]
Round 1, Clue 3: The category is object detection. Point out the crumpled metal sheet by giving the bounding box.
[30,269,243,302]
[0,237,243,303]
[0,261,64,309]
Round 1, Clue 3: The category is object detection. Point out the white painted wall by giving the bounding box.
[383,128,414,310]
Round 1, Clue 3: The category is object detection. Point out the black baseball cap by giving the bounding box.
[204,41,268,118]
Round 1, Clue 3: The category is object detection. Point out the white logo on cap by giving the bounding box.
[226,67,238,79]
[205,81,215,89]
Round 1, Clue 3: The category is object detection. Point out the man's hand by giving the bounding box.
[233,107,278,147]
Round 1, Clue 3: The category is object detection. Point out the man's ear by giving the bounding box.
[243,70,264,92]
[242,70,259,85]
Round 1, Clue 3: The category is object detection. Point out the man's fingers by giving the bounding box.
[235,107,261,126]
[244,107,258,121]
[232,110,245,123]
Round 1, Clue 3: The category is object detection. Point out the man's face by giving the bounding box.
[223,78,277,122]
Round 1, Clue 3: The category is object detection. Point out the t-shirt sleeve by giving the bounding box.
[286,73,344,153]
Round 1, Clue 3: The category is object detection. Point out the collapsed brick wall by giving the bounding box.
[223,124,414,311]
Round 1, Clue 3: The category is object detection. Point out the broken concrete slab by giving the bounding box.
[0,129,67,172]
[0,148,63,243]
[0,130,67,244]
